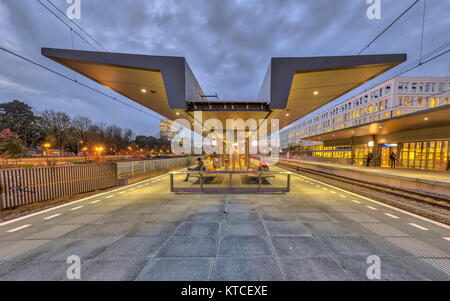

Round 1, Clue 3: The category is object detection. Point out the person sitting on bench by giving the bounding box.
[259,158,270,171]
[183,158,204,182]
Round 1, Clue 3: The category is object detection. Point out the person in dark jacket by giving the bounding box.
[366,152,374,167]
[183,158,204,182]
[389,152,397,168]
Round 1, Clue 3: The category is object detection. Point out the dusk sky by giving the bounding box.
[0,0,449,136]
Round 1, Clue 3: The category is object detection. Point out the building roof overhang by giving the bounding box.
[303,104,450,143]
[42,48,406,133]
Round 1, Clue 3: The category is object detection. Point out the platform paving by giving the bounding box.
[0,172,449,281]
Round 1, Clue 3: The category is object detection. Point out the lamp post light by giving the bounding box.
[43,143,51,164]
[78,140,84,156]
[82,147,88,162]
[95,147,104,163]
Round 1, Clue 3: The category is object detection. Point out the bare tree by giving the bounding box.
[41,110,71,155]
[72,116,93,143]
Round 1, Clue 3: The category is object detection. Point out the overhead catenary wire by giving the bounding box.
[419,0,427,64]
[371,41,449,86]
[35,0,99,51]
[0,45,164,122]
[45,0,107,51]
[286,44,450,134]
[358,0,421,55]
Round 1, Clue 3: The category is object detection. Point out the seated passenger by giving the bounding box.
[183,158,204,182]
[259,158,270,171]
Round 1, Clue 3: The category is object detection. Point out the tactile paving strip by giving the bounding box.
[385,237,449,258]
[422,258,450,276]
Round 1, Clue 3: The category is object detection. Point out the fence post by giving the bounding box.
[258,171,262,193]
[200,171,203,192]
[287,173,291,192]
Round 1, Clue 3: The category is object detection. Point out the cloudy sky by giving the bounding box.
[0,0,449,136]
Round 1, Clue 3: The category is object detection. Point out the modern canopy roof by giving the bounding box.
[42,48,406,131]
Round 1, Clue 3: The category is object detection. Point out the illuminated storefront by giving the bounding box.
[398,140,449,170]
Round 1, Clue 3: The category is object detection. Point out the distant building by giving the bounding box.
[281,76,450,149]
[160,119,178,141]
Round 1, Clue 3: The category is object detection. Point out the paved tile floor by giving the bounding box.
[0,172,449,281]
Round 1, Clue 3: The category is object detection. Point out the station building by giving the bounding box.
[281,76,450,170]
[160,119,178,141]
[44,48,443,191]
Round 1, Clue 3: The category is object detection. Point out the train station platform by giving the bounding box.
[277,158,450,198]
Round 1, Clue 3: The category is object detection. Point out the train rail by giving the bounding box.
[277,161,450,215]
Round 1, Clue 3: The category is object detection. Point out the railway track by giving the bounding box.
[277,161,450,212]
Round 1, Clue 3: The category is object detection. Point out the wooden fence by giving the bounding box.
[0,164,118,210]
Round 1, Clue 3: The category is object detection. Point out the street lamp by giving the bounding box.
[95,147,104,163]
[43,143,51,164]
[82,147,88,162]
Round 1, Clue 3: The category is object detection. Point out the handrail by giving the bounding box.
[170,170,291,175]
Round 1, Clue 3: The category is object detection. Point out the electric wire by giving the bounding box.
[0,45,164,122]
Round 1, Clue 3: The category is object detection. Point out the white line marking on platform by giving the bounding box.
[0,166,187,228]
[70,206,84,211]
[105,195,115,199]
[352,200,361,204]
[330,191,336,194]
[385,213,399,219]
[118,191,126,194]
[128,188,135,191]
[43,214,61,220]
[409,223,429,231]
[138,185,143,188]
[339,195,346,198]
[90,200,102,204]
[367,206,378,211]
[7,224,31,233]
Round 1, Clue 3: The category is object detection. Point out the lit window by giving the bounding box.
[430,98,435,108]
